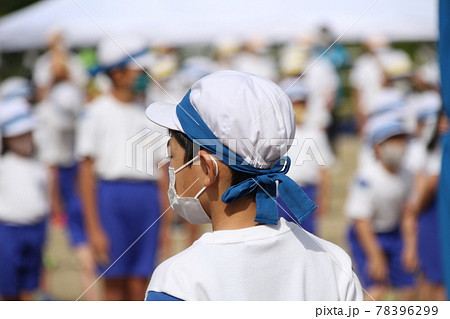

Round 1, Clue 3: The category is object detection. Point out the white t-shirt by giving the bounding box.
[304,58,339,129]
[349,53,384,115]
[34,101,77,167]
[425,146,442,177]
[345,161,412,233]
[147,218,363,301]
[404,138,427,175]
[0,152,49,225]
[76,94,168,181]
[287,126,335,186]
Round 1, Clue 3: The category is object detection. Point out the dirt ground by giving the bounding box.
[42,135,360,300]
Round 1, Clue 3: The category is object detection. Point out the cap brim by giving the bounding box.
[145,101,184,132]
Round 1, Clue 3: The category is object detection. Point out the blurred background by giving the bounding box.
[0,0,445,301]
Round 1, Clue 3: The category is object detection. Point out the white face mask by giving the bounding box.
[379,142,406,171]
[168,155,218,224]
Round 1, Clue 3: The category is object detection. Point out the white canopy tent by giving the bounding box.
[0,0,438,52]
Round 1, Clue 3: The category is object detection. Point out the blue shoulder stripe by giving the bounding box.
[145,291,184,301]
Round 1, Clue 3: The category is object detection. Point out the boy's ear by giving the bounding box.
[199,150,218,187]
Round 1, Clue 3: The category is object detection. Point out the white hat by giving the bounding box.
[279,46,309,76]
[215,37,241,58]
[0,98,35,138]
[0,77,31,101]
[370,88,406,118]
[366,113,409,146]
[414,92,441,123]
[416,61,440,87]
[378,50,412,80]
[96,35,152,72]
[146,70,295,169]
[364,34,389,51]
[48,81,85,129]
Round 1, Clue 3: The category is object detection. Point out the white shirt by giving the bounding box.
[345,161,412,233]
[404,138,427,175]
[76,94,167,181]
[34,101,77,167]
[0,152,49,225]
[287,126,335,186]
[147,218,363,301]
[350,53,384,115]
[304,58,339,129]
[425,146,442,177]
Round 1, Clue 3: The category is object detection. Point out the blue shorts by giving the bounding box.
[277,184,317,234]
[348,225,415,289]
[97,180,161,279]
[58,165,87,246]
[0,219,47,298]
[418,199,443,284]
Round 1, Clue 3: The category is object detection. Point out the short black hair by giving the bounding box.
[170,130,256,189]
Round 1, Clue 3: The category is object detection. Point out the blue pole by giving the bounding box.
[438,0,450,300]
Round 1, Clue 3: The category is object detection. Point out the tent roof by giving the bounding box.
[0,0,438,52]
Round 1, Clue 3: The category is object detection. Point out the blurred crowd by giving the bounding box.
[0,26,448,301]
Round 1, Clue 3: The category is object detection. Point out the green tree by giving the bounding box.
[0,0,41,17]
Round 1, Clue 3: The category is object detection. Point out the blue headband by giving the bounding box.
[175,90,317,225]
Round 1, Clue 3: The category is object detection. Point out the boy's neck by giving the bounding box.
[111,87,135,103]
[210,196,262,231]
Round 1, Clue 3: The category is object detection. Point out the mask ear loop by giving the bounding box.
[174,154,199,174]
[193,155,219,199]
[210,155,219,177]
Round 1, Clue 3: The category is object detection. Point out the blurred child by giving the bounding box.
[356,49,413,173]
[0,97,49,300]
[350,34,390,133]
[76,35,169,301]
[35,81,100,300]
[345,115,416,300]
[279,39,338,132]
[277,78,335,234]
[402,110,447,301]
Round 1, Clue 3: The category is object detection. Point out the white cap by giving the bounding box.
[416,61,440,87]
[279,46,309,76]
[146,70,295,169]
[0,77,31,101]
[364,34,389,51]
[366,113,409,146]
[414,92,441,122]
[215,37,241,58]
[0,97,35,138]
[378,50,412,80]
[97,35,152,71]
[48,81,85,129]
[371,87,406,117]
[150,55,178,81]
